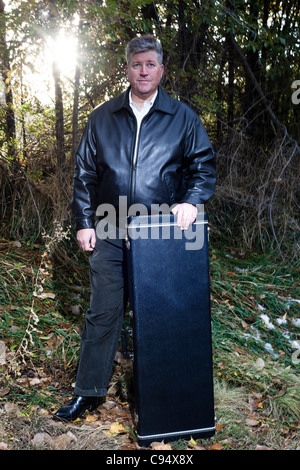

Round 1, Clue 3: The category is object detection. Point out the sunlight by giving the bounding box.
[46,30,78,78]
[25,30,79,105]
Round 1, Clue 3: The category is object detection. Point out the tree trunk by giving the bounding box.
[72,19,83,157]
[230,33,297,146]
[227,33,235,136]
[0,0,16,159]
[216,45,227,144]
[243,0,261,137]
[52,59,66,178]
[20,58,27,161]
[72,63,80,157]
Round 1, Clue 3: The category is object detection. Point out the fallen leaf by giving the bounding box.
[255,445,271,450]
[4,402,21,416]
[53,432,76,450]
[248,394,264,412]
[38,408,50,416]
[84,414,99,423]
[246,418,259,426]
[189,437,198,446]
[0,387,10,397]
[220,438,233,447]
[150,441,173,450]
[188,438,206,450]
[281,427,290,435]
[114,350,129,364]
[29,378,41,386]
[71,305,81,315]
[0,340,6,365]
[31,432,53,447]
[253,358,265,370]
[108,422,126,435]
[215,424,225,431]
[33,292,56,300]
[102,400,116,411]
[209,443,224,450]
[121,443,140,451]
[11,241,21,248]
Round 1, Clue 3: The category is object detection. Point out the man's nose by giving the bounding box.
[140,65,148,75]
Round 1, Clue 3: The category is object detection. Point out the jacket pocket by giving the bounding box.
[164,172,175,204]
[164,172,185,205]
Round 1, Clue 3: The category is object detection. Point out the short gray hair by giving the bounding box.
[126,35,163,65]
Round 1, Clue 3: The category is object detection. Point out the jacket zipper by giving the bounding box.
[130,114,145,206]
[129,103,156,206]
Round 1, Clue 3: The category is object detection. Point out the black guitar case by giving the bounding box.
[126,212,215,447]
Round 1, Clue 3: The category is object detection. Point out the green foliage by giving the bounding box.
[210,244,300,366]
[0,0,299,253]
[0,2,298,450]
[2,0,299,140]
[0,235,299,449]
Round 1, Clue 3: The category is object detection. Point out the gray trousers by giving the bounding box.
[74,236,128,397]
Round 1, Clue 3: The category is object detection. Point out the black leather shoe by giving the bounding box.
[53,395,105,422]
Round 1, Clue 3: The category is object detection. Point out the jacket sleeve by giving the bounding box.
[71,117,99,230]
[180,113,216,207]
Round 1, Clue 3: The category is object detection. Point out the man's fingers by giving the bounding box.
[171,203,197,230]
[77,229,96,251]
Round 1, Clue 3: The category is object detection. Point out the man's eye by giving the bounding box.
[133,64,141,68]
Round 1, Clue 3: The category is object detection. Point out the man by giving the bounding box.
[53,35,216,422]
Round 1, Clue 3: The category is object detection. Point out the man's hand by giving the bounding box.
[77,228,96,252]
[172,203,197,230]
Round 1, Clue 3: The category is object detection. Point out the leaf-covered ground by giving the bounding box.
[0,235,299,451]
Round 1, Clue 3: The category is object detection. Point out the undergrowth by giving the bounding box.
[0,229,299,450]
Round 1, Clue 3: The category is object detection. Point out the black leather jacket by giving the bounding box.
[71,87,216,230]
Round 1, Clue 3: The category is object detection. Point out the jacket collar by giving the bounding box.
[111,86,174,115]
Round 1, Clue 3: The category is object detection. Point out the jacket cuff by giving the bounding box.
[74,218,95,231]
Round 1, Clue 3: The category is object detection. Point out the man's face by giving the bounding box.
[126,50,164,101]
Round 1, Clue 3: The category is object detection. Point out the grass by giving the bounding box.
[209,245,299,367]
[0,230,299,450]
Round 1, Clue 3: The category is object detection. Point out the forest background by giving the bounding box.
[0,0,299,451]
